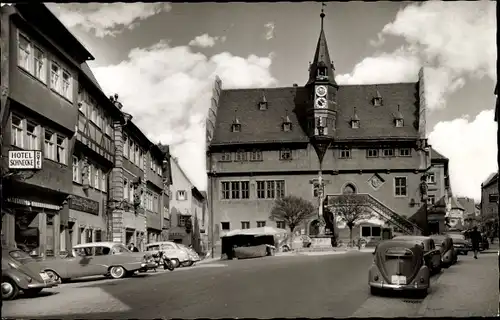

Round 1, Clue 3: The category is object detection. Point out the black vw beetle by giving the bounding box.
[430,234,457,267]
[369,240,429,297]
[392,236,442,275]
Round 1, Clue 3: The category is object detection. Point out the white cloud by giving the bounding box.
[264,22,275,40]
[188,33,227,48]
[338,1,495,110]
[91,41,277,190]
[428,109,498,201]
[46,3,171,38]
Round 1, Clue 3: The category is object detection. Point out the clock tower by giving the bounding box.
[305,7,338,163]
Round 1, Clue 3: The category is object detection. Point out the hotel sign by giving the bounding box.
[8,151,42,169]
[69,195,100,215]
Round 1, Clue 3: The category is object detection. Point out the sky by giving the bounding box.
[45,1,497,201]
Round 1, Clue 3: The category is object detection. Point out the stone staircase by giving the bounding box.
[327,194,423,236]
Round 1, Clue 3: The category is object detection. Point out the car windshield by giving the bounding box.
[112,244,131,253]
[146,245,160,251]
[9,250,35,264]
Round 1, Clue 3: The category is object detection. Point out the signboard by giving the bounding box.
[8,150,42,169]
[69,195,100,215]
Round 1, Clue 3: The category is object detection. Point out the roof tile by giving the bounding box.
[211,82,420,145]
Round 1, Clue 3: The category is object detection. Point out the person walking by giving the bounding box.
[469,226,482,259]
[128,242,139,252]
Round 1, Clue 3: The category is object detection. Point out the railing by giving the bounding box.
[327,194,423,235]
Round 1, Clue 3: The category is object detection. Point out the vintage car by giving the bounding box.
[392,236,442,275]
[177,244,201,266]
[2,247,59,300]
[369,240,429,297]
[446,233,470,255]
[39,242,156,282]
[431,235,457,267]
[145,241,191,268]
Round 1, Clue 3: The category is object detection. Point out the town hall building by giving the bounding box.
[205,11,443,250]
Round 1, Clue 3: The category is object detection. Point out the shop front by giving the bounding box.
[3,197,67,258]
[68,194,107,248]
[122,210,147,251]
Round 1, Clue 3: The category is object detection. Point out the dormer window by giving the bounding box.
[282,115,292,132]
[231,117,241,132]
[394,105,404,127]
[372,90,383,106]
[350,108,360,129]
[259,92,268,110]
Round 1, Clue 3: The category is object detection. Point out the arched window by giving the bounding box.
[343,184,356,195]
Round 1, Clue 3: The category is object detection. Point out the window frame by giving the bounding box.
[221,222,230,231]
[399,148,411,157]
[367,149,379,158]
[241,221,250,229]
[276,221,286,229]
[72,156,81,183]
[44,130,56,161]
[394,176,408,197]
[339,148,351,159]
[426,172,436,184]
[124,178,129,200]
[382,148,395,157]
[256,180,285,199]
[249,150,263,161]
[26,121,40,150]
[235,150,247,162]
[489,193,499,203]
[279,149,292,161]
[177,190,187,201]
[123,135,129,159]
[427,194,436,205]
[17,31,47,84]
[256,221,266,228]
[56,134,67,165]
[395,119,404,127]
[11,115,25,148]
[220,181,250,200]
[220,152,232,162]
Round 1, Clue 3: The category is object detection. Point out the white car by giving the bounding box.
[177,244,201,266]
[145,242,190,268]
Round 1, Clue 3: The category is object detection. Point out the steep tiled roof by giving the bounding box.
[430,148,448,161]
[81,62,102,90]
[482,172,498,188]
[457,197,476,214]
[450,197,465,210]
[211,82,420,145]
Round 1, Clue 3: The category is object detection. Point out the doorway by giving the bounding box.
[429,221,440,235]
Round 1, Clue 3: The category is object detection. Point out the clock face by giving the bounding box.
[315,85,327,97]
[315,97,327,108]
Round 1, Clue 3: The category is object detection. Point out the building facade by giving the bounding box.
[480,173,498,218]
[168,157,206,246]
[206,12,434,253]
[109,105,169,251]
[1,4,95,257]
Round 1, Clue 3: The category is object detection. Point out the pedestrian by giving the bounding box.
[469,226,482,259]
[128,242,139,252]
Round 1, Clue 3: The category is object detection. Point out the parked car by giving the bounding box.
[369,240,429,297]
[431,234,457,267]
[2,247,59,300]
[177,244,201,266]
[145,241,191,268]
[392,236,442,275]
[39,242,156,282]
[446,233,470,255]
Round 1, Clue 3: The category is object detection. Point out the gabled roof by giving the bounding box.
[482,172,498,188]
[450,197,465,211]
[15,4,94,62]
[211,82,420,145]
[430,147,448,162]
[81,62,102,91]
[457,197,476,214]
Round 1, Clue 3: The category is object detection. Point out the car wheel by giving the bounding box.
[282,245,290,252]
[182,261,194,267]
[1,278,19,300]
[23,288,43,297]
[109,266,126,279]
[44,270,61,283]
[171,258,180,268]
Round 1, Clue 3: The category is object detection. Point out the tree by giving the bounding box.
[325,195,373,247]
[269,196,316,244]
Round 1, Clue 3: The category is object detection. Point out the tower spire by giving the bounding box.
[306,2,338,87]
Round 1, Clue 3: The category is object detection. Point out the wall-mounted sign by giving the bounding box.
[8,150,42,169]
[69,195,100,215]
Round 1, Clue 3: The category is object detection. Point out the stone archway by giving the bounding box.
[309,219,320,236]
[342,183,357,195]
